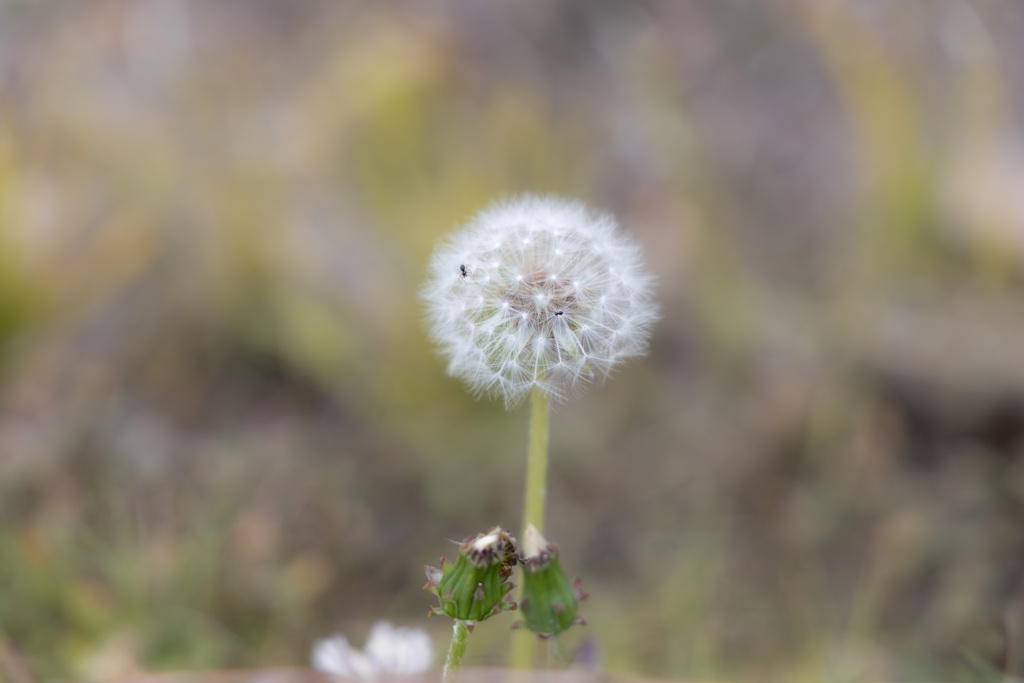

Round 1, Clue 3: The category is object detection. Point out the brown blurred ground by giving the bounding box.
[117,668,676,683]
[1,1,1024,681]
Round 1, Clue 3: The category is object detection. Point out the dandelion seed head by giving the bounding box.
[422,194,658,408]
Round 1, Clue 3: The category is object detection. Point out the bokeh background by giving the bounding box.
[1,1,1024,681]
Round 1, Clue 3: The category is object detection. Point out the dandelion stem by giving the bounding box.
[443,621,471,682]
[523,385,550,537]
[510,385,551,668]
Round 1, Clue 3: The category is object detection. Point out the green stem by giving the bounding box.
[522,385,551,537]
[548,635,564,665]
[510,386,551,669]
[443,621,471,682]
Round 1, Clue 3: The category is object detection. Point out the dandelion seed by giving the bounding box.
[422,194,658,407]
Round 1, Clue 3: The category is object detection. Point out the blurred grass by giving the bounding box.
[1,1,1024,681]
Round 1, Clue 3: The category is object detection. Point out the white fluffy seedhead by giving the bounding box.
[422,195,658,408]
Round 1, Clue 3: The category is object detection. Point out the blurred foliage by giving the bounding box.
[1,1,1024,681]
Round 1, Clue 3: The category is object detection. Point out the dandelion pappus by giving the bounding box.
[423,194,657,407]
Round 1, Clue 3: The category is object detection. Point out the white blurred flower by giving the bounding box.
[311,621,433,677]
[422,195,658,407]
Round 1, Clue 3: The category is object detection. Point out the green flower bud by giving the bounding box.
[515,524,588,638]
[424,527,518,629]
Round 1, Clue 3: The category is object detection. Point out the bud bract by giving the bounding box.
[517,524,587,638]
[424,527,518,628]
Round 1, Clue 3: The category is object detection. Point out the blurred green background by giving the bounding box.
[1,1,1024,681]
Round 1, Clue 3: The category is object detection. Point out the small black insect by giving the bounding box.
[554,311,564,316]
[459,264,470,280]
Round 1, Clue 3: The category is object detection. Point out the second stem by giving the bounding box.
[442,621,470,682]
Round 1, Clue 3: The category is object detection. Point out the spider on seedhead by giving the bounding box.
[459,264,471,280]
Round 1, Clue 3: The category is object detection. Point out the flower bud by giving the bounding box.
[515,524,588,638]
[424,527,518,628]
